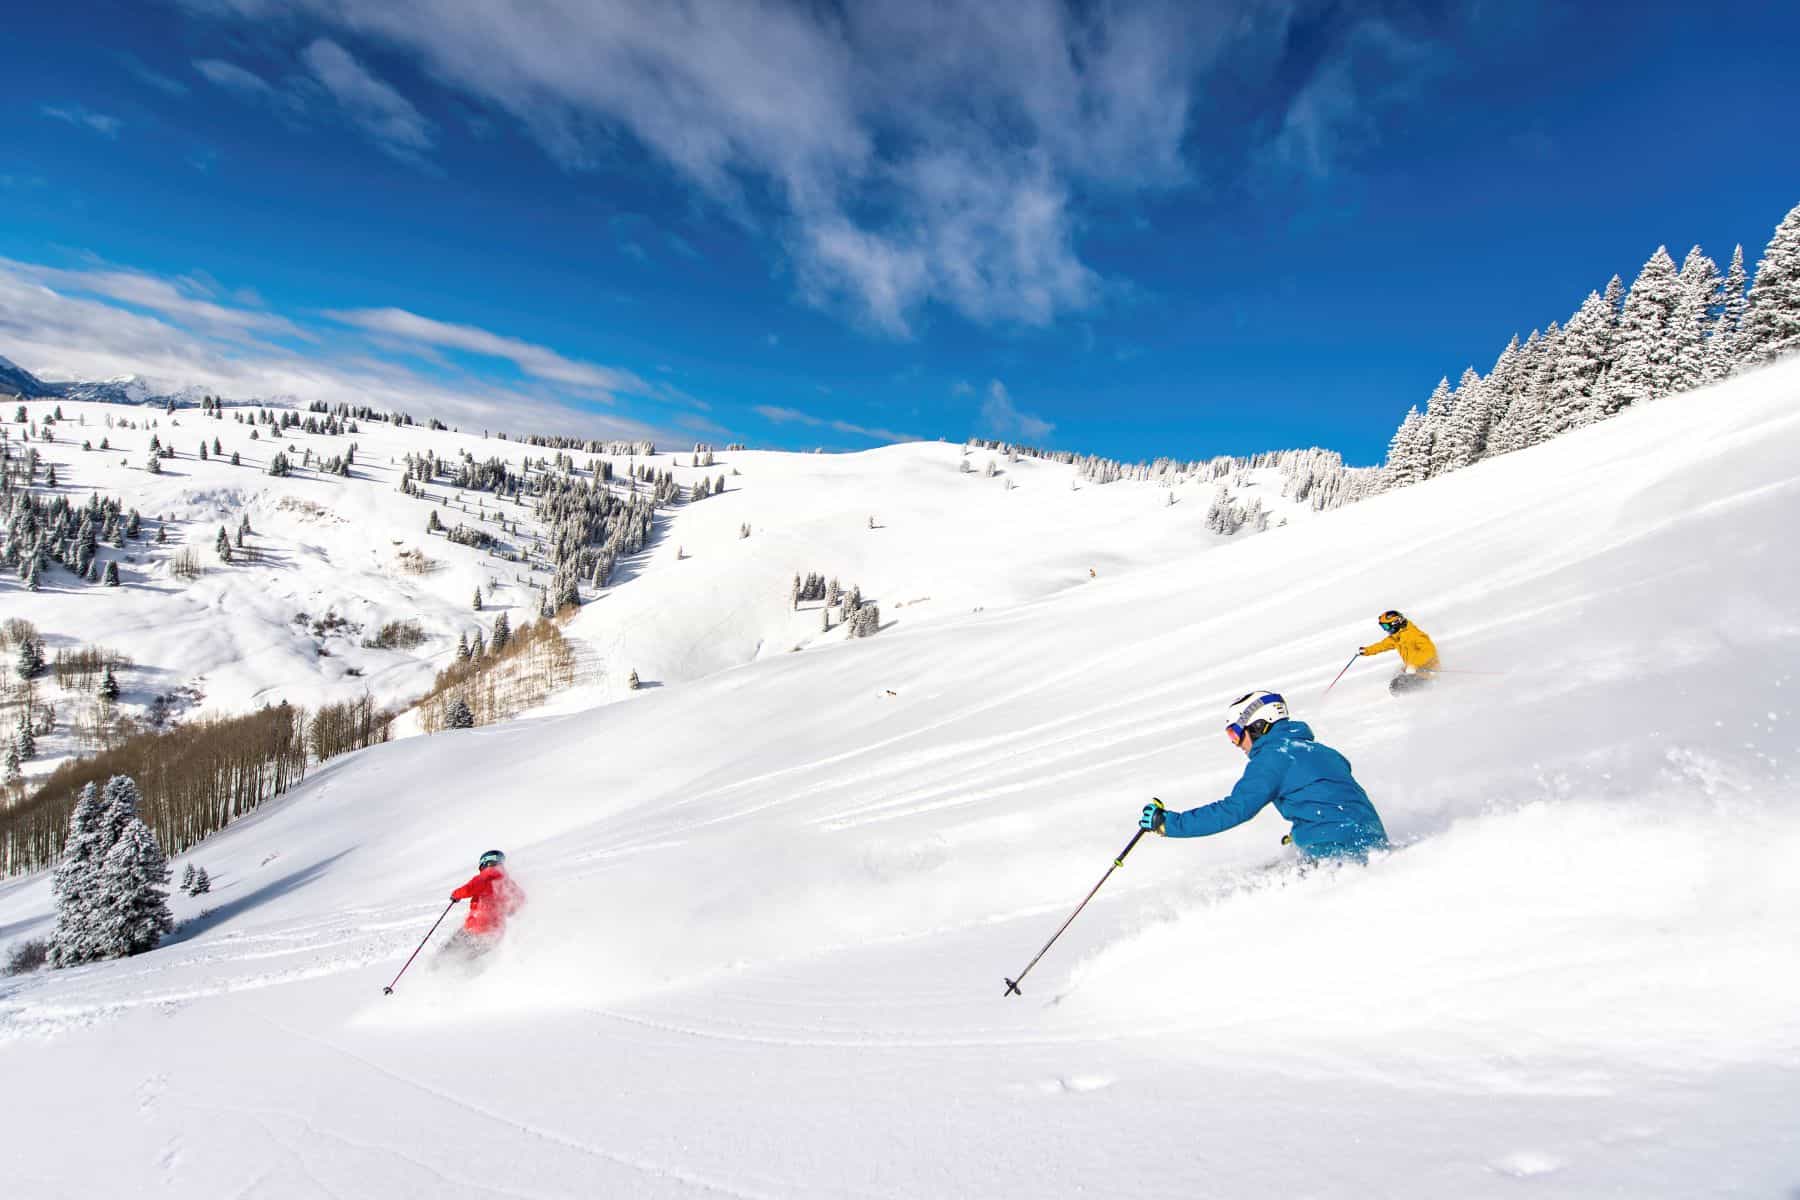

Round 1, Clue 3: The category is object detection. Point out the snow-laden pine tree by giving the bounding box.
[1739,203,1800,366]
[1436,366,1491,472]
[1382,406,1429,486]
[1416,376,1455,478]
[1706,245,1749,381]
[1547,291,1616,433]
[1605,246,1682,412]
[100,665,120,700]
[1668,246,1720,393]
[14,715,35,762]
[1487,328,1552,456]
[445,697,475,729]
[191,867,211,896]
[472,586,482,611]
[102,561,120,587]
[181,862,197,893]
[49,783,111,966]
[101,796,175,956]
[490,612,511,655]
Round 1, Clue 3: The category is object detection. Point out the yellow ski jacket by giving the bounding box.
[1360,624,1439,670]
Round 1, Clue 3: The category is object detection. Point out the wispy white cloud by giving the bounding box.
[754,405,815,424]
[300,38,436,164]
[2,258,307,341]
[41,105,123,138]
[0,255,686,442]
[321,306,646,397]
[1260,17,1445,183]
[120,53,191,96]
[753,403,915,445]
[175,0,1236,336]
[978,380,1053,442]
[194,58,278,98]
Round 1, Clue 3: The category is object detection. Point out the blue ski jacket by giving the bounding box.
[1163,720,1388,857]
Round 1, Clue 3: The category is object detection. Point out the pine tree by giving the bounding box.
[1417,376,1458,478]
[48,784,110,966]
[268,451,291,477]
[1740,203,1800,366]
[1668,245,1720,392]
[490,612,511,655]
[101,795,175,956]
[1382,406,1428,487]
[1487,328,1549,456]
[14,715,35,761]
[191,867,211,896]
[146,446,162,474]
[445,697,475,729]
[3,743,19,787]
[102,561,120,587]
[472,587,483,612]
[215,526,233,563]
[199,441,208,461]
[180,862,197,893]
[1605,246,1682,411]
[627,669,641,691]
[456,631,471,662]
[1547,291,1615,433]
[1436,366,1491,472]
[100,665,121,700]
[1707,245,1750,381]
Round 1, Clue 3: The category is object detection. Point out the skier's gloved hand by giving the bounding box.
[1140,800,1165,835]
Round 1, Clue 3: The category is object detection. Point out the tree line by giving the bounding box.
[1383,201,1800,484]
[1,694,392,876]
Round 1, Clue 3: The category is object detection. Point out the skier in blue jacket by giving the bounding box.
[1141,691,1388,858]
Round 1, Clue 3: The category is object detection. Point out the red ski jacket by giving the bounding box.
[450,866,525,935]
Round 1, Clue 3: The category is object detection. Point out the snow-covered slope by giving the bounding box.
[3,363,1798,1197]
[3,399,1291,785]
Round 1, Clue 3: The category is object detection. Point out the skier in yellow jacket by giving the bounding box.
[1360,610,1438,695]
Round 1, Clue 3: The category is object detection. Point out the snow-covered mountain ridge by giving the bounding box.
[1,359,1795,1195]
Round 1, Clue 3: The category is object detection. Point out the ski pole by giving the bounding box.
[1004,808,1156,997]
[1323,652,1360,697]
[383,901,455,995]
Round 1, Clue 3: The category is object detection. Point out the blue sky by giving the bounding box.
[1,1,1795,462]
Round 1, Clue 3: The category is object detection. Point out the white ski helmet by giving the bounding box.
[1225,691,1289,742]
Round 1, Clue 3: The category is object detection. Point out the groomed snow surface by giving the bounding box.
[4,364,1800,1197]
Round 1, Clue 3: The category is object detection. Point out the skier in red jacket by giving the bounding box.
[441,849,525,961]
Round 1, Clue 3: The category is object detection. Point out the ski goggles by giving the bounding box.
[1379,619,1405,634]
[1225,723,1248,744]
